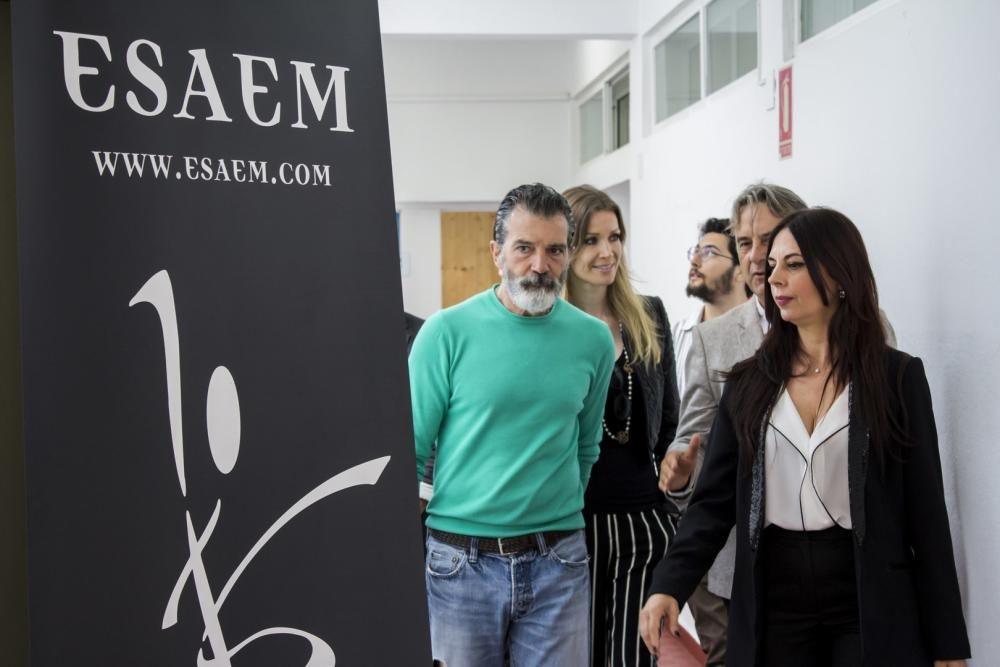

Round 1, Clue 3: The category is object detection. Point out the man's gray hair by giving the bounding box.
[730,182,807,228]
[494,183,575,246]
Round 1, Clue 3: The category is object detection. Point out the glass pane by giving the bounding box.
[654,14,701,122]
[801,0,851,40]
[854,0,878,9]
[580,93,604,163]
[611,73,630,149]
[707,0,757,94]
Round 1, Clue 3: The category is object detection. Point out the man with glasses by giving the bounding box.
[672,218,748,394]
[667,217,748,663]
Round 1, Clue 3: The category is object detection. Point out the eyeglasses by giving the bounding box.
[687,245,734,262]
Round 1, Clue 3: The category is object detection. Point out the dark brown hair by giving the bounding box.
[726,208,904,467]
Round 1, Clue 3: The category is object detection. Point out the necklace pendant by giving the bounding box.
[616,431,629,444]
[623,361,633,374]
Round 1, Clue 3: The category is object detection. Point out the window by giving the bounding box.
[611,72,630,150]
[579,92,604,163]
[654,14,701,122]
[707,0,757,94]
[578,66,630,164]
[801,0,878,41]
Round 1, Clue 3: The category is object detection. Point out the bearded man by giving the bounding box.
[673,217,748,399]
[409,183,615,667]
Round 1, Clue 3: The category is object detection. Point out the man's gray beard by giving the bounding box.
[502,263,565,314]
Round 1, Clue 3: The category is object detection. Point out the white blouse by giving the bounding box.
[764,384,852,531]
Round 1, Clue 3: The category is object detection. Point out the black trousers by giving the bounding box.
[585,505,674,667]
[761,525,861,667]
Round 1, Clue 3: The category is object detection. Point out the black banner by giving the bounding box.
[12,1,430,664]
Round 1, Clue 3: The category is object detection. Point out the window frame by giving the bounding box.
[705,0,761,95]
[798,0,885,43]
[648,0,761,132]
[609,69,630,151]
[578,91,605,164]
[576,61,631,165]
[652,11,704,124]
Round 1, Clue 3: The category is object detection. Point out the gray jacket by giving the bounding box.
[668,299,761,597]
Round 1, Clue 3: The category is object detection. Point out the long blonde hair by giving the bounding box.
[562,185,661,366]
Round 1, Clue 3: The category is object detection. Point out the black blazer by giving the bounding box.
[649,349,970,666]
[632,296,680,466]
[404,311,424,356]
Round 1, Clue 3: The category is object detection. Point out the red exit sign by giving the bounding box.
[779,65,792,159]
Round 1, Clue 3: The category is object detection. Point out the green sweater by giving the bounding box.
[409,288,615,537]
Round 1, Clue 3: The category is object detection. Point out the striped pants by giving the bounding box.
[585,505,675,667]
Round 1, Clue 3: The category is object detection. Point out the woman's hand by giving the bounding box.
[639,593,680,657]
[933,661,967,667]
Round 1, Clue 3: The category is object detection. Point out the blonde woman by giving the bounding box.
[563,185,680,667]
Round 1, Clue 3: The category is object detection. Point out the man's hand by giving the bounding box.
[639,593,681,657]
[658,433,702,492]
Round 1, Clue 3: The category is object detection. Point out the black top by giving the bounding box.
[585,347,662,513]
[632,296,679,464]
[404,311,424,355]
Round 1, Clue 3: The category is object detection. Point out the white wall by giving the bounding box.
[379,0,637,37]
[383,37,578,204]
[383,37,580,315]
[398,206,442,319]
[383,38,581,98]
[571,0,1000,660]
[638,0,688,34]
[570,40,633,94]
[388,100,572,203]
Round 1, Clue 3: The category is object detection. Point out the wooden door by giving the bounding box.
[440,211,497,308]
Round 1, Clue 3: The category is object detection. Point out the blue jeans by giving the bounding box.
[425,530,591,667]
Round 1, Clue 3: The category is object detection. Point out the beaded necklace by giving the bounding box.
[602,321,633,444]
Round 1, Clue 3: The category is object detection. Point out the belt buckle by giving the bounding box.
[497,537,511,555]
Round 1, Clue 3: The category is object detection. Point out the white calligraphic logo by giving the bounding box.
[131,269,389,666]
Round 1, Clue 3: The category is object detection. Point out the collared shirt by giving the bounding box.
[671,307,704,396]
[754,296,768,335]
[764,385,852,531]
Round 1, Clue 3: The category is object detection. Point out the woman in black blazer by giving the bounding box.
[639,208,970,666]
[563,185,680,667]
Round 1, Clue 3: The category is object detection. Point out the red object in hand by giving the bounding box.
[657,626,707,667]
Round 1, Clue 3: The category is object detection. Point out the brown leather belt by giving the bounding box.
[429,528,577,555]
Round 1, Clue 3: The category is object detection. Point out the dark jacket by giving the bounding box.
[633,296,680,466]
[404,311,424,356]
[649,349,971,666]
